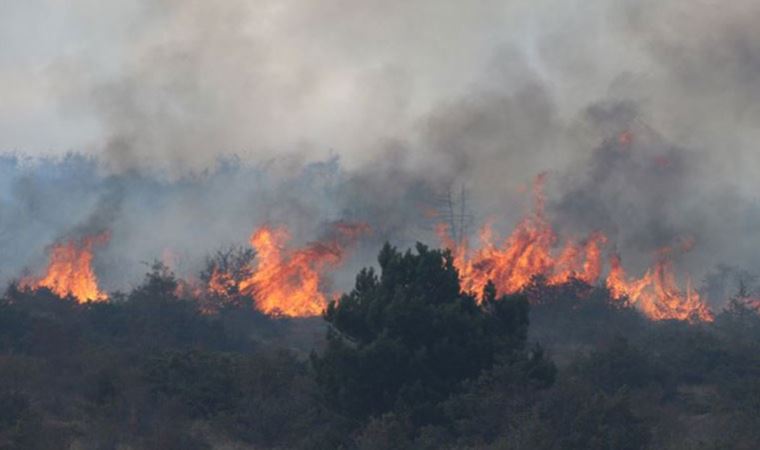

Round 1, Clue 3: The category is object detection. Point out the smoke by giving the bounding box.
[2,1,760,304]
[0,154,439,291]
[549,102,760,284]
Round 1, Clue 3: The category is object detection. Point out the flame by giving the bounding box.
[188,263,250,315]
[207,267,237,297]
[237,222,369,317]
[439,174,605,298]
[174,276,206,302]
[22,233,109,302]
[438,175,713,322]
[606,250,713,322]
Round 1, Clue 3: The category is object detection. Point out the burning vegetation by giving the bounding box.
[18,221,369,317]
[16,174,717,323]
[5,226,760,450]
[606,248,713,322]
[5,165,760,450]
[237,222,370,316]
[17,221,370,319]
[179,222,370,317]
[16,168,719,326]
[437,174,714,322]
[20,232,110,303]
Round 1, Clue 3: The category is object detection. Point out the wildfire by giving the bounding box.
[22,232,110,303]
[438,174,605,297]
[438,175,714,322]
[208,267,237,297]
[606,250,713,322]
[236,222,369,317]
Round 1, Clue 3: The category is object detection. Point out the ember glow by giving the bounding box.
[236,222,369,317]
[438,176,714,322]
[22,233,110,303]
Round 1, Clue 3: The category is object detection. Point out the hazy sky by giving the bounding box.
[3,0,760,298]
[0,1,668,167]
[2,1,757,184]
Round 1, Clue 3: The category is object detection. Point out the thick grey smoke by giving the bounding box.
[2,1,760,305]
[0,154,441,291]
[549,102,760,286]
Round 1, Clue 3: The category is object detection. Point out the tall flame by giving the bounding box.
[439,174,605,297]
[606,250,713,322]
[22,233,109,302]
[237,222,369,317]
[438,175,713,322]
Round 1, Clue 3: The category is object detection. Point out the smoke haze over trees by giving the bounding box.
[4,1,760,448]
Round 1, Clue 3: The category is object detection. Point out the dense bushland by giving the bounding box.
[2,245,760,449]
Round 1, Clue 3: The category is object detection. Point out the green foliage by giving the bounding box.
[5,243,760,449]
[441,346,556,446]
[144,350,241,418]
[571,337,673,395]
[536,381,651,450]
[0,261,332,449]
[525,277,647,348]
[313,243,538,423]
[0,389,71,449]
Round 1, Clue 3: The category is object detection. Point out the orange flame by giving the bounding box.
[237,222,369,317]
[208,267,237,297]
[438,175,713,322]
[22,233,110,302]
[606,250,713,322]
[439,174,605,298]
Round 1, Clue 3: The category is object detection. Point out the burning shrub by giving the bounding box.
[20,232,110,303]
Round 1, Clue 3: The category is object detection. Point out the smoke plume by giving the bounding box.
[2,1,760,307]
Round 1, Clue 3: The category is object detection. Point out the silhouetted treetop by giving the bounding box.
[314,242,534,420]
